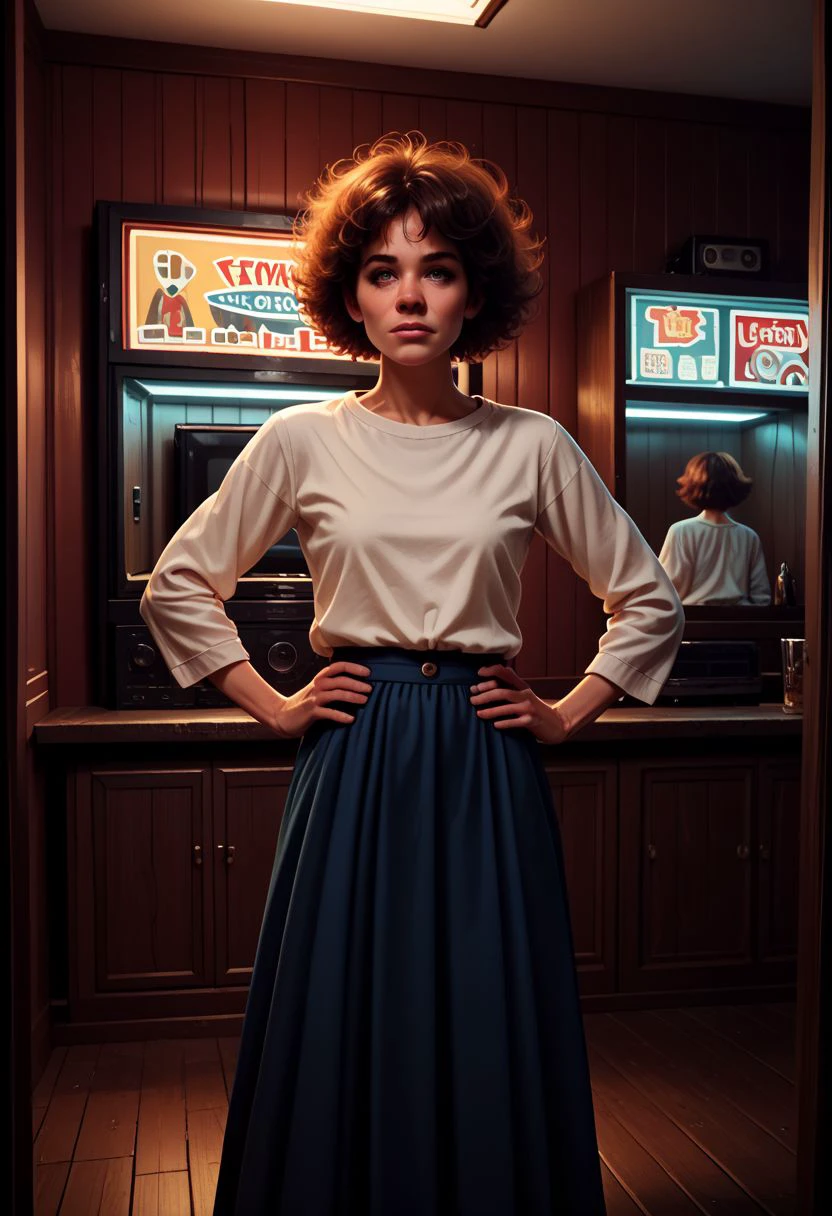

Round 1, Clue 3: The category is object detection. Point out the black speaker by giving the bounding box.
[666,235,770,279]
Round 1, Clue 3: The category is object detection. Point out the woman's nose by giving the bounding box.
[396,279,426,309]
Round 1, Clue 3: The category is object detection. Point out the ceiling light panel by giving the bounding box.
[254,0,506,26]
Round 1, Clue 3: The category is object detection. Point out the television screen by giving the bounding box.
[174,425,306,577]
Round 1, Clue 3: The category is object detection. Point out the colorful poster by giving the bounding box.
[729,309,809,390]
[123,223,354,360]
[627,289,809,393]
[629,295,720,386]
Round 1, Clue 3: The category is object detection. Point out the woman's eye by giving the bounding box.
[367,267,455,284]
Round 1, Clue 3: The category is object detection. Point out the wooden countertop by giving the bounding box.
[33,703,802,747]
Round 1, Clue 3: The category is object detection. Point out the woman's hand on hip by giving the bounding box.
[273,661,373,738]
[470,664,569,745]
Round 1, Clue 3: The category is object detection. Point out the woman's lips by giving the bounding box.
[392,326,433,337]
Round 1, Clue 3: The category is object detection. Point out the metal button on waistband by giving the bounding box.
[421,661,438,678]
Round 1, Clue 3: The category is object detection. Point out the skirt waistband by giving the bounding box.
[330,646,508,684]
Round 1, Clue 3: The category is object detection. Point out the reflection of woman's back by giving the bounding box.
[658,451,771,606]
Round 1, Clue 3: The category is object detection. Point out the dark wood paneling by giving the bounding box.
[43,31,811,130]
[121,70,159,204]
[546,108,581,678]
[243,77,286,212]
[633,117,667,274]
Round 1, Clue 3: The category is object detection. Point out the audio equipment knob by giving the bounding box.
[268,641,298,674]
[131,643,156,669]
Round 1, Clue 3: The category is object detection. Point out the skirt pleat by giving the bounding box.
[212,647,606,1216]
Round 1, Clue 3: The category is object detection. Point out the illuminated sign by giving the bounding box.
[630,295,719,385]
[627,290,809,392]
[123,223,353,361]
[729,310,809,389]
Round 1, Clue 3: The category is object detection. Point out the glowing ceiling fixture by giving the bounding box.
[253,0,509,26]
[626,407,768,423]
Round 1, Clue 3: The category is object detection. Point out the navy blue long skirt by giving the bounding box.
[212,646,606,1215]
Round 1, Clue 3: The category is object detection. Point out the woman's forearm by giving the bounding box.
[207,659,288,733]
[550,673,623,738]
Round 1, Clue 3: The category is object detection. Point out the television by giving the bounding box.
[174,423,307,577]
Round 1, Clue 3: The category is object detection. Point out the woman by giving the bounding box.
[658,450,771,606]
[140,132,684,1215]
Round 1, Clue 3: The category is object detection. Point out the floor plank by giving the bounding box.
[600,1161,646,1215]
[654,1009,797,1151]
[187,1106,227,1216]
[592,1081,703,1214]
[34,1161,70,1216]
[684,1006,795,1083]
[131,1171,192,1216]
[73,1043,143,1162]
[217,1038,238,1100]
[60,1157,132,1216]
[585,1012,796,1215]
[30,1005,796,1214]
[588,1044,763,1211]
[32,1047,68,1110]
[135,1042,187,1176]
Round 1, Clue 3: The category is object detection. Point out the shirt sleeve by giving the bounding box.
[658,523,694,602]
[534,423,684,704]
[139,412,299,688]
[748,533,772,605]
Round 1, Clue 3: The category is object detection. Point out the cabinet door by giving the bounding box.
[213,764,293,986]
[543,763,617,995]
[757,760,800,974]
[71,765,213,1003]
[619,759,756,992]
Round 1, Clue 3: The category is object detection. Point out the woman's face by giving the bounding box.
[344,206,481,365]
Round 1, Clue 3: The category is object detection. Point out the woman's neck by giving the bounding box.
[358,356,474,425]
[701,508,731,524]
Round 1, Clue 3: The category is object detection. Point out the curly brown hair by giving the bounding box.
[676,451,754,511]
[290,131,545,363]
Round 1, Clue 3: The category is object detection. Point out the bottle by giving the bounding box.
[775,562,796,607]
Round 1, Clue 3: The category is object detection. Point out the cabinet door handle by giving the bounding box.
[759,842,771,860]
[193,844,203,866]
[225,845,236,865]
[647,844,657,861]
[736,843,750,860]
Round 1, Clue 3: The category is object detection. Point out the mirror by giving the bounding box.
[625,405,807,608]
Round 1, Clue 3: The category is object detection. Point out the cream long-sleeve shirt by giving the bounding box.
[139,391,684,704]
[658,513,771,606]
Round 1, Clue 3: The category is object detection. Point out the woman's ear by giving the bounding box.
[343,285,363,324]
[464,289,484,321]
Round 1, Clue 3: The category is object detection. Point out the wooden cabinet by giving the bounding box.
[39,710,799,1040]
[757,759,801,971]
[67,758,292,1027]
[213,764,290,986]
[543,763,617,996]
[618,755,799,995]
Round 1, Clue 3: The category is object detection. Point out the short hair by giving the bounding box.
[676,451,754,511]
[290,131,545,363]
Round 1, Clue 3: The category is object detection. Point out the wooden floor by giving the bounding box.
[32,1002,797,1214]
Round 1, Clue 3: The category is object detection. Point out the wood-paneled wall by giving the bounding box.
[23,0,51,1085]
[44,33,811,702]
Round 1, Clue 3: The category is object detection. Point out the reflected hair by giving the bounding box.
[290,131,545,363]
[676,451,754,511]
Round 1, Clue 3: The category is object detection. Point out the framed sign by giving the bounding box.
[122,219,349,361]
[627,288,809,393]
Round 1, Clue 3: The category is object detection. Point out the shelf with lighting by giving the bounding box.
[576,270,808,660]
